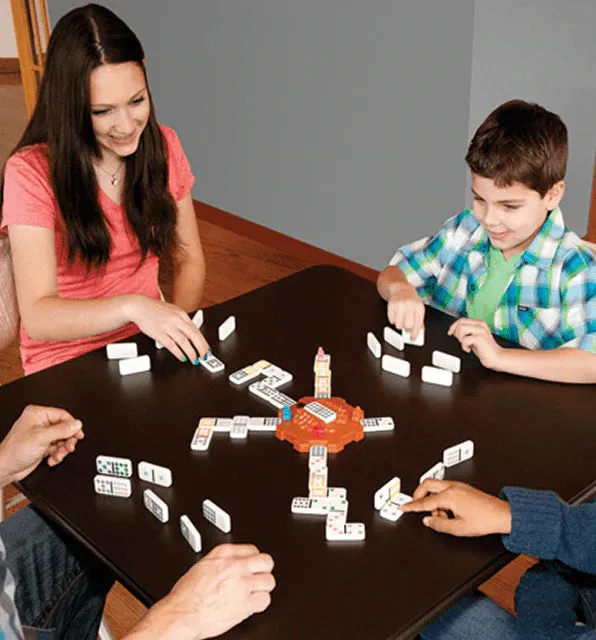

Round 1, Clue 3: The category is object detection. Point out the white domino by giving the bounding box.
[94,475,132,498]
[361,417,395,433]
[138,461,173,488]
[379,493,412,522]
[402,329,425,346]
[432,350,461,374]
[262,370,293,389]
[180,515,202,553]
[230,415,249,439]
[249,381,296,409]
[419,461,446,485]
[291,496,348,515]
[374,476,401,511]
[252,359,272,371]
[326,517,365,541]
[118,355,151,376]
[199,353,225,373]
[248,417,280,432]
[443,440,474,468]
[229,364,261,385]
[192,309,204,329]
[367,332,382,358]
[309,445,328,470]
[383,326,405,351]
[327,487,347,500]
[144,489,169,523]
[304,401,336,424]
[212,418,234,433]
[381,354,411,378]
[191,425,214,451]
[106,343,138,360]
[203,499,231,533]
[421,365,453,387]
[218,316,236,342]
[96,455,133,478]
[309,469,328,494]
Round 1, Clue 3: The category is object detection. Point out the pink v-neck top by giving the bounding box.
[1,125,194,374]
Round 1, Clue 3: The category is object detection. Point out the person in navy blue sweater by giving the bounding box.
[402,479,596,639]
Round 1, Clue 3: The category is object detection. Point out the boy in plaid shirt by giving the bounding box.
[377,99,596,383]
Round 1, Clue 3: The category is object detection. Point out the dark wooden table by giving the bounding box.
[1,265,595,639]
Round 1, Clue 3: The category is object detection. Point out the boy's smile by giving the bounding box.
[470,174,565,259]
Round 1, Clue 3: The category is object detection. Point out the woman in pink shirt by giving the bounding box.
[0,4,210,375]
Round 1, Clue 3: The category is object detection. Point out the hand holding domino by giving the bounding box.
[385,283,426,343]
[123,295,210,364]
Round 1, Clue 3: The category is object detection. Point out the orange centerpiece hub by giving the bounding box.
[276,396,365,453]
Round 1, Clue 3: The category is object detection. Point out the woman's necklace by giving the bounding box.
[94,160,124,187]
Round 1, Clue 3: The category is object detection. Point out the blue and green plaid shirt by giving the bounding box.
[389,207,596,353]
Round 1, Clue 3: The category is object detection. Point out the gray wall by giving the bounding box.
[49,1,596,268]
[470,0,596,236]
[49,0,475,269]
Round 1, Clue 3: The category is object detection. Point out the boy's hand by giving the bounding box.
[448,318,503,369]
[0,405,84,487]
[400,479,512,537]
[387,283,425,340]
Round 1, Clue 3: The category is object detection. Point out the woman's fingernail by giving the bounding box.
[202,353,209,361]
[193,358,199,365]
[207,348,213,355]
[182,356,188,363]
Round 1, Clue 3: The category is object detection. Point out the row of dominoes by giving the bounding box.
[190,416,282,450]
[95,456,172,487]
[291,445,366,541]
[374,439,475,522]
[367,327,461,387]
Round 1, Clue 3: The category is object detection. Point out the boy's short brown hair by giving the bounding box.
[465,99,567,197]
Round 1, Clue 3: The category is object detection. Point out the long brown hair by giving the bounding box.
[0,3,178,268]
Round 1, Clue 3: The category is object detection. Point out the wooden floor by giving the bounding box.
[0,83,534,637]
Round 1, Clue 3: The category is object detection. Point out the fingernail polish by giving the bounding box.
[193,358,199,366]
[207,348,213,355]
[182,356,188,363]
[202,353,209,361]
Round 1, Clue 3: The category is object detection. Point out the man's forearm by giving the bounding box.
[495,347,596,383]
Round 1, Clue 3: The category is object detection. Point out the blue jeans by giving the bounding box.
[421,565,596,640]
[1,505,114,639]
[420,592,519,640]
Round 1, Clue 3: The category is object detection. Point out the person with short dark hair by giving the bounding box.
[1,4,210,375]
[377,99,596,383]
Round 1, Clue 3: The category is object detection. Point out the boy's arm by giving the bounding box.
[502,487,596,575]
[377,265,414,302]
[495,347,596,383]
[403,481,596,575]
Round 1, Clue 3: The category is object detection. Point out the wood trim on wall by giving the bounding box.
[193,200,379,283]
[0,57,21,85]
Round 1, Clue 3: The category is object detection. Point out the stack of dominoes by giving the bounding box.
[313,347,332,398]
[291,445,366,541]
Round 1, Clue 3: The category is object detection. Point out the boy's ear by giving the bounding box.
[545,180,565,209]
